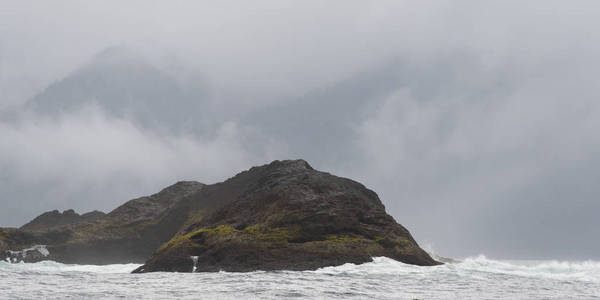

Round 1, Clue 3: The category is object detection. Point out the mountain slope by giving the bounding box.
[26,47,209,133]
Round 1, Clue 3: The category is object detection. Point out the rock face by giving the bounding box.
[133,160,439,273]
[1,160,439,271]
[0,181,205,264]
[20,209,106,232]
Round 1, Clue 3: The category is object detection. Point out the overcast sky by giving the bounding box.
[1,0,600,260]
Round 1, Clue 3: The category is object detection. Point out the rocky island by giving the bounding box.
[1,160,440,271]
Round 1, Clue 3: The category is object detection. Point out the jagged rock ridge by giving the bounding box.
[21,209,106,232]
[0,181,206,264]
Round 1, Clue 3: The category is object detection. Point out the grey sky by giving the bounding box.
[1,0,600,260]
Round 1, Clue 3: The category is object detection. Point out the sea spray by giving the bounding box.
[191,256,198,272]
[5,245,50,263]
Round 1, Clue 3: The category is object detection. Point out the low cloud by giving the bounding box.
[349,54,600,258]
[0,105,286,226]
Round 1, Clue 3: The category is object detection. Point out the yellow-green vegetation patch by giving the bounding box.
[325,234,362,243]
[244,225,295,243]
[158,232,196,252]
[398,238,409,244]
[190,224,236,236]
[159,225,236,251]
[244,225,261,235]
[159,224,304,251]
[181,210,207,230]
[188,224,297,241]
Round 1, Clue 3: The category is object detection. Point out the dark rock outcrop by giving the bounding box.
[21,209,106,232]
[133,160,439,273]
[1,160,439,271]
[0,181,205,264]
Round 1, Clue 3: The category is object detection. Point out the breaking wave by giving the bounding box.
[1,256,599,299]
[0,260,141,274]
[316,256,600,282]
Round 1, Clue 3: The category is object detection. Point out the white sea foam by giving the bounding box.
[190,256,199,273]
[457,255,600,283]
[313,255,600,283]
[0,260,141,274]
[0,256,598,299]
[6,244,50,263]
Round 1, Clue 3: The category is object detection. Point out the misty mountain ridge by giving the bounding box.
[25,47,210,133]
[24,47,511,168]
[20,47,416,168]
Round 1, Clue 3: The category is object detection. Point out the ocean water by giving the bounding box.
[1,256,599,299]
